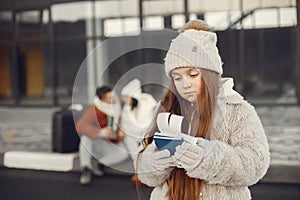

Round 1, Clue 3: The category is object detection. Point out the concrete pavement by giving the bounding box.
[0,105,300,194]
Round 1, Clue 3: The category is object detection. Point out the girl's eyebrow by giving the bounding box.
[171,67,199,76]
[187,68,199,72]
[171,72,180,76]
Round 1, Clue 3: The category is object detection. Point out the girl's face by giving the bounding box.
[171,67,202,103]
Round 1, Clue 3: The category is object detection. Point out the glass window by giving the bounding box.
[172,14,185,29]
[143,0,182,16]
[104,18,123,37]
[55,40,86,105]
[17,10,45,40]
[0,11,12,22]
[52,2,92,22]
[18,10,40,23]
[54,19,86,38]
[228,11,242,29]
[95,0,138,19]
[0,43,13,104]
[205,11,230,30]
[242,13,255,29]
[280,7,296,27]
[0,11,13,44]
[104,17,140,37]
[43,9,49,24]
[52,2,92,38]
[124,17,140,35]
[0,11,14,105]
[224,8,296,30]
[189,13,198,21]
[254,9,278,28]
[144,16,164,30]
[16,42,48,105]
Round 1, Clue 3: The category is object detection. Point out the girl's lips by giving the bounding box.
[184,91,196,95]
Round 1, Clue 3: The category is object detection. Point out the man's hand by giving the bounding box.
[117,128,126,143]
[98,127,114,140]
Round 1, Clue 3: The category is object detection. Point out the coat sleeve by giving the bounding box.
[185,103,270,187]
[76,105,101,140]
[135,144,173,187]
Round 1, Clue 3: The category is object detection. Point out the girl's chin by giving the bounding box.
[183,96,197,103]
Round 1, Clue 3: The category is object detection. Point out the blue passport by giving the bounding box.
[153,135,183,155]
[154,112,185,155]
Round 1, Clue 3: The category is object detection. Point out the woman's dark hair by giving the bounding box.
[95,85,112,100]
[131,97,138,110]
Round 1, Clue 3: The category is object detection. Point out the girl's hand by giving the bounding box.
[174,141,205,170]
[174,138,217,170]
[143,143,176,172]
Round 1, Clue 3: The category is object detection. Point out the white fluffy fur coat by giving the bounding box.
[136,78,270,200]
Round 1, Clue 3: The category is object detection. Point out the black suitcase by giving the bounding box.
[52,108,81,153]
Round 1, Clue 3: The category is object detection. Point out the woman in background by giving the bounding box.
[119,79,157,183]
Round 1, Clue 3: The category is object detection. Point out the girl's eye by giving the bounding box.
[190,73,199,78]
[172,74,181,81]
[172,76,181,81]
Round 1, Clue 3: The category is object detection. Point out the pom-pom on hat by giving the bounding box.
[164,20,223,77]
[121,79,142,100]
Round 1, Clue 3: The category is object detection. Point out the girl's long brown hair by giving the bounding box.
[136,20,220,200]
[137,69,219,200]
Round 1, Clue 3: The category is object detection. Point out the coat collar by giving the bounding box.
[208,78,244,140]
[218,77,244,105]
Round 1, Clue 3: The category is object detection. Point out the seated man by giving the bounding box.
[76,85,129,185]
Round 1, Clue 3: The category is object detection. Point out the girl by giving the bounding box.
[135,20,270,200]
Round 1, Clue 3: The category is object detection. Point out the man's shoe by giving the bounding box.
[80,167,92,186]
[92,159,104,177]
[92,166,104,177]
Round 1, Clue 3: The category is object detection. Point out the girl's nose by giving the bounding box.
[182,78,192,88]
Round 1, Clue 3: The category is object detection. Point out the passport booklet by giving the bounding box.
[153,134,183,155]
[153,112,185,155]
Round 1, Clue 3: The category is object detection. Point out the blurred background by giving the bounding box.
[0,0,299,199]
[0,0,300,105]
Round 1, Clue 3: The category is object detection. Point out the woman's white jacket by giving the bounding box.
[121,93,157,141]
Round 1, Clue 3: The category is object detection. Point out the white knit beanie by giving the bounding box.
[121,79,142,100]
[164,29,223,77]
